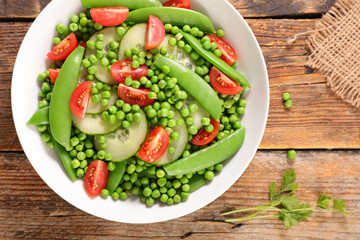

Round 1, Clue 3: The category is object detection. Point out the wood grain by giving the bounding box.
[0,151,359,239]
[2,19,360,150]
[0,0,337,19]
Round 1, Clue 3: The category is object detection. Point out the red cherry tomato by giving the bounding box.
[70,81,92,119]
[163,0,191,9]
[84,160,108,197]
[210,67,243,95]
[47,32,78,61]
[90,7,129,27]
[80,41,87,48]
[111,59,148,83]
[191,118,220,146]
[117,83,155,107]
[145,15,165,50]
[139,127,170,163]
[207,35,238,66]
[48,68,60,83]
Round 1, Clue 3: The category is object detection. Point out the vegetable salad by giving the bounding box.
[27,0,249,207]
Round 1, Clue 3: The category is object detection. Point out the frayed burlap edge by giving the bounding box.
[307,0,360,108]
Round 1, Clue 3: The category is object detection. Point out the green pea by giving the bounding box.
[181,192,189,201]
[88,65,98,75]
[190,27,199,37]
[53,37,61,45]
[158,91,166,101]
[190,52,200,61]
[176,119,184,127]
[119,192,128,200]
[116,27,126,36]
[177,40,185,48]
[101,99,109,106]
[160,194,169,203]
[96,41,104,50]
[172,180,181,189]
[205,124,214,133]
[143,187,152,197]
[77,151,86,161]
[109,41,119,50]
[38,100,49,109]
[168,37,177,47]
[189,104,198,113]
[168,147,176,154]
[161,65,170,74]
[94,22,103,31]
[126,113,134,122]
[148,92,157,100]
[183,25,191,32]
[188,126,198,135]
[183,44,192,53]
[131,81,141,89]
[71,159,80,169]
[239,99,247,107]
[186,118,194,126]
[160,47,168,55]
[107,51,117,59]
[82,59,91,68]
[214,49,222,58]
[70,14,79,23]
[85,149,94,158]
[146,197,155,207]
[287,150,297,159]
[100,189,109,198]
[285,100,293,108]
[202,41,212,50]
[164,23,172,32]
[146,109,157,118]
[156,169,166,178]
[167,188,176,197]
[124,48,132,59]
[216,29,225,37]
[195,66,205,75]
[56,24,66,34]
[210,42,218,52]
[122,120,130,128]
[131,60,140,69]
[170,131,180,141]
[171,26,180,35]
[40,132,50,143]
[100,58,109,67]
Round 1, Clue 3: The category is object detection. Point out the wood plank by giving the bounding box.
[0,151,359,239]
[0,0,336,19]
[2,20,360,150]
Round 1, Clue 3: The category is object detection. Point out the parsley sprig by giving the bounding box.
[221,169,349,228]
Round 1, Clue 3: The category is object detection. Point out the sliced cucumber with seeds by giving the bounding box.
[85,27,128,85]
[118,23,196,70]
[94,109,148,162]
[86,84,119,114]
[183,96,210,129]
[72,114,121,135]
[154,108,188,166]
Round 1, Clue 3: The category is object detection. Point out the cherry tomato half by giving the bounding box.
[111,59,148,83]
[70,81,92,119]
[48,68,60,83]
[84,160,108,197]
[163,0,191,9]
[90,7,129,27]
[191,118,220,146]
[139,127,170,163]
[118,83,155,107]
[47,32,78,61]
[207,35,237,66]
[145,15,165,50]
[210,67,243,95]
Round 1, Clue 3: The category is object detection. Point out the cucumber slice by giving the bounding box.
[86,86,119,114]
[118,23,147,60]
[85,27,127,85]
[154,108,188,166]
[72,114,121,135]
[94,109,148,162]
[118,24,196,70]
[183,96,210,129]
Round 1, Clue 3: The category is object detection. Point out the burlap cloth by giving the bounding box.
[307,0,360,107]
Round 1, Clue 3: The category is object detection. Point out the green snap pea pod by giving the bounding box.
[125,7,216,33]
[106,161,128,195]
[188,174,208,193]
[81,0,162,9]
[49,46,85,150]
[48,128,77,181]
[26,107,49,125]
[182,32,251,88]
[164,127,246,176]
[154,55,221,121]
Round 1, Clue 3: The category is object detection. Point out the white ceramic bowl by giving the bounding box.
[12,0,269,223]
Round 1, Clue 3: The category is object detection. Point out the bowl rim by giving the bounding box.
[11,0,269,223]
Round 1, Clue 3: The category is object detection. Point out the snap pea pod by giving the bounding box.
[182,32,251,88]
[164,127,246,176]
[106,161,128,195]
[26,107,49,125]
[49,46,85,150]
[125,7,216,33]
[154,55,221,121]
[188,174,208,193]
[48,128,78,182]
[81,0,162,9]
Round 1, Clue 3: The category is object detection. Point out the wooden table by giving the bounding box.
[1,0,360,239]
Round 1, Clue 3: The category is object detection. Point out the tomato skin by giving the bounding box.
[139,127,170,163]
[210,67,243,95]
[163,0,191,9]
[118,84,155,107]
[90,7,129,27]
[84,160,108,197]
[191,119,220,146]
[48,68,60,83]
[145,15,165,50]
[80,41,87,48]
[111,59,148,83]
[207,35,237,66]
[70,81,92,119]
[47,32,78,61]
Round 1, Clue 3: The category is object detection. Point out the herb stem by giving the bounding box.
[225,214,279,223]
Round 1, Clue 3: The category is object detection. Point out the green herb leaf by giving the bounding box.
[269,182,280,201]
[317,193,332,209]
[281,169,296,191]
[279,212,299,228]
[282,182,299,193]
[281,195,300,211]
[333,199,349,215]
